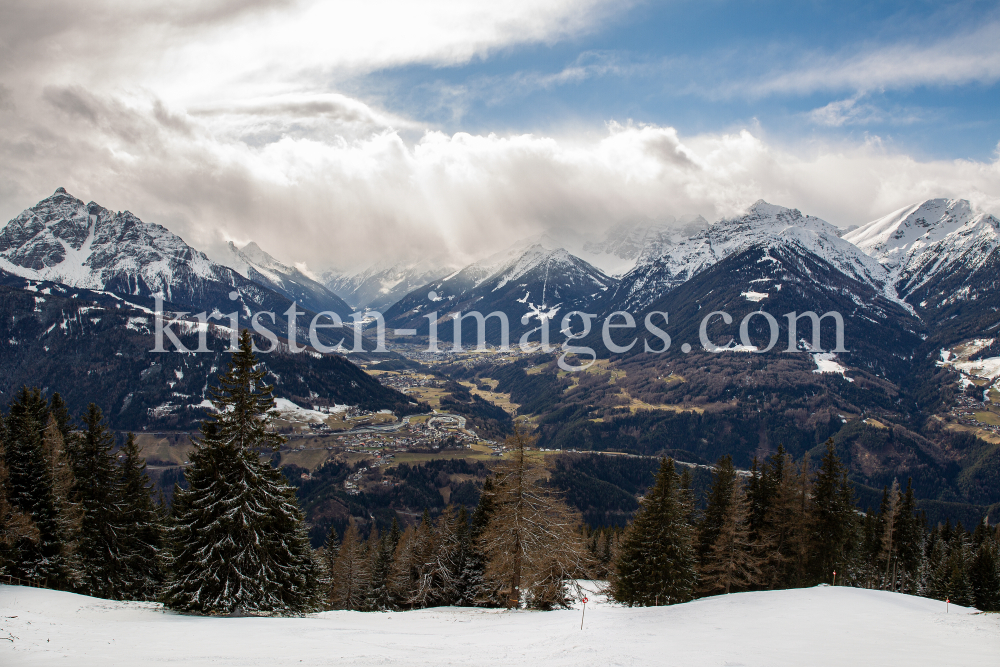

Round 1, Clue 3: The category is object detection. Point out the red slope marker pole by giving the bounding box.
[832,570,836,587]
[580,596,588,630]
[946,598,949,614]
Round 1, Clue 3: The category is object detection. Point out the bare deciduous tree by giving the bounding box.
[479,426,592,609]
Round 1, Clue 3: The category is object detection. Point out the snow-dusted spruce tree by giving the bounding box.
[73,404,129,598]
[479,426,591,609]
[610,457,697,606]
[365,518,400,611]
[163,329,323,615]
[115,433,164,601]
[459,482,499,606]
[405,509,438,608]
[387,524,418,607]
[2,388,73,588]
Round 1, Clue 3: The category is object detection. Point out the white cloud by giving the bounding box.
[3,87,999,273]
[743,20,1000,97]
[0,0,629,106]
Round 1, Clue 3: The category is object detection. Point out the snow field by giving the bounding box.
[1,584,996,667]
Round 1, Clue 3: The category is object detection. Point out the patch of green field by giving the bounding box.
[974,411,1000,427]
[281,448,336,471]
[135,434,194,465]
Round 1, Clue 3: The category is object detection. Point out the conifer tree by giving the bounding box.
[388,525,417,608]
[0,454,39,563]
[163,330,320,614]
[479,426,591,609]
[968,536,999,611]
[894,479,923,593]
[878,479,901,590]
[427,506,464,606]
[451,506,472,602]
[759,449,811,589]
[699,478,765,595]
[115,433,164,601]
[610,458,697,606]
[460,478,498,607]
[3,388,71,587]
[366,521,398,611]
[73,403,128,598]
[41,414,82,572]
[408,509,439,608]
[698,455,737,567]
[809,439,854,586]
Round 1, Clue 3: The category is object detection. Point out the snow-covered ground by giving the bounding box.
[1,584,996,666]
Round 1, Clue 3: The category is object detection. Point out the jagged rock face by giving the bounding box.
[1,189,227,301]
[0,189,298,317]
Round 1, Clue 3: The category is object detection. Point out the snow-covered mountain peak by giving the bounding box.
[607,200,899,313]
[844,199,996,273]
[0,189,221,292]
[845,198,1000,304]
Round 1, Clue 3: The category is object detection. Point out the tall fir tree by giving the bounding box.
[759,449,811,589]
[41,414,81,577]
[610,458,697,606]
[809,439,855,585]
[697,455,738,568]
[366,518,400,611]
[115,433,164,601]
[0,452,39,566]
[163,330,321,614]
[3,388,71,587]
[73,403,127,598]
[460,477,498,607]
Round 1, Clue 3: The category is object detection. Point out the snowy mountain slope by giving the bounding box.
[1,584,991,667]
[844,198,1000,305]
[605,200,898,313]
[220,241,352,317]
[616,239,924,380]
[0,274,417,430]
[384,240,615,343]
[0,189,300,318]
[323,260,456,312]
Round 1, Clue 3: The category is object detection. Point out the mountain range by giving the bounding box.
[2,188,999,524]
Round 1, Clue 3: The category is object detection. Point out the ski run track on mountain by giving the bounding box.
[1,584,996,667]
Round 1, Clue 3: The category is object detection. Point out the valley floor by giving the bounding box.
[1,584,996,666]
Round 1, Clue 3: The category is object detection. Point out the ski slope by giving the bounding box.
[1,584,996,666]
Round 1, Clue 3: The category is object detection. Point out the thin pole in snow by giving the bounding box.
[946,598,949,614]
[580,596,588,630]
[832,571,836,587]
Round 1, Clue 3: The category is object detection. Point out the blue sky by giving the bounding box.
[2,0,999,268]
[359,0,1000,160]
